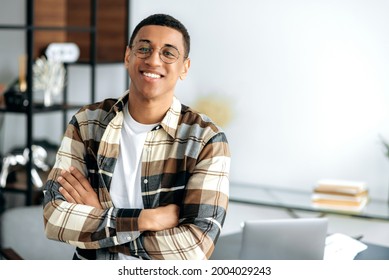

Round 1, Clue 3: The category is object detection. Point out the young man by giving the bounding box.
[43,14,230,260]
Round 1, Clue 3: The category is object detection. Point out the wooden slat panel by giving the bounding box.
[96,0,127,61]
[35,0,67,27]
[33,0,128,62]
[34,0,67,58]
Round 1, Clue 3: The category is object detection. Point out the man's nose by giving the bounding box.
[145,49,162,66]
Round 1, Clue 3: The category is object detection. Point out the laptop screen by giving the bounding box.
[239,218,328,260]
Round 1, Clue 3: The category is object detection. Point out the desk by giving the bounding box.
[229,182,389,221]
[211,231,389,260]
[354,242,389,260]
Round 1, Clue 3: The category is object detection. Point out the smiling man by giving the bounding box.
[42,14,231,260]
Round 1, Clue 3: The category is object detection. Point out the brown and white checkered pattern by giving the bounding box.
[43,92,230,260]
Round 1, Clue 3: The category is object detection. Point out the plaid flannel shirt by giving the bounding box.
[43,92,230,260]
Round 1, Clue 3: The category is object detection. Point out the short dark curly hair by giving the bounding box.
[128,14,190,59]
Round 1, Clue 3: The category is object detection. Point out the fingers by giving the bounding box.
[68,166,94,192]
[57,166,102,209]
[163,204,180,216]
[57,167,88,203]
[57,172,83,204]
[59,186,77,204]
[154,204,180,229]
[139,204,180,231]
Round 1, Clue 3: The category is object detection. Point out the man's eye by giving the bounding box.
[138,47,152,54]
[163,51,174,57]
[162,48,178,58]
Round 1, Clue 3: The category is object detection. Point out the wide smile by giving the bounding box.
[141,71,163,79]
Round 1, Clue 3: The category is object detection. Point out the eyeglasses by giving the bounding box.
[131,41,181,64]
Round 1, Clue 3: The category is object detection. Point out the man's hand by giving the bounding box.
[58,166,179,231]
[139,204,180,232]
[57,166,102,209]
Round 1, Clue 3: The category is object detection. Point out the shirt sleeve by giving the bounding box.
[42,115,142,249]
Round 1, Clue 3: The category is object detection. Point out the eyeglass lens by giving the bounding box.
[132,42,180,64]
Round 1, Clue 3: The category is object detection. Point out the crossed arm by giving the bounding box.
[57,166,179,232]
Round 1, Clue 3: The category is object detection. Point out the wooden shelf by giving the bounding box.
[34,0,128,62]
[0,103,84,114]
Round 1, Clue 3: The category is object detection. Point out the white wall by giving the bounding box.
[1,0,389,200]
[131,0,389,200]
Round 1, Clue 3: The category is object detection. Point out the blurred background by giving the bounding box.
[1,0,389,202]
[2,0,389,260]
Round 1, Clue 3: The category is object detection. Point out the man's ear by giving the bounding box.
[179,58,191,80]
[124,46,131,68]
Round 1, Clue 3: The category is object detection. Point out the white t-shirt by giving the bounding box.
[110,103,157,260]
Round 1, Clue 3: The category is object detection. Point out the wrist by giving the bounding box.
[138,208,153,231]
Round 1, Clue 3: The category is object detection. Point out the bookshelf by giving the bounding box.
[0,0,129,211]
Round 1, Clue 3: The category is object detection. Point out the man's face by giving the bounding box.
[125,25,190,103]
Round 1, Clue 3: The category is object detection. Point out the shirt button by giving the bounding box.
[143,179,148,184]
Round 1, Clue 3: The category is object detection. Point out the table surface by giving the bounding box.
[229,182,389,221]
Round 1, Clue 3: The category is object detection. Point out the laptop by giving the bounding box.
[239,217,328,260]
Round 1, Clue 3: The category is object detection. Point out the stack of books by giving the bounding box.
[311,180,369,212]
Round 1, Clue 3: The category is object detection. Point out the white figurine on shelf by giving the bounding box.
[32,42,80,107]
[0,145,49,189]
[33,56,66,107]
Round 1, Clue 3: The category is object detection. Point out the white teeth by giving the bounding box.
[143,72,161,79]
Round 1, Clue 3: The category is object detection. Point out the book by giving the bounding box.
[311,179,369,212]
[312,197,368,212]
[313,188,368,197]
[314,179,367,195]
[311,193,368,204]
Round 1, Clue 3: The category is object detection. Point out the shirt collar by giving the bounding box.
[111,91,129,114]
[160,96,181,138]
[110,91,181,138]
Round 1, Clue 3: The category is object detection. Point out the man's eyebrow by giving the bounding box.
[164,43,179,50]
[137,39,179,50]
[138,39,151,43]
